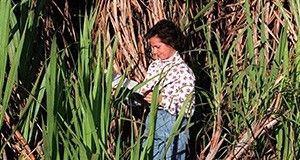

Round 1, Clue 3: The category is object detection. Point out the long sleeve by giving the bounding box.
[160,63,195,117]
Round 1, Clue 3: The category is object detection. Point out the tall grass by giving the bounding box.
[0,0,12,129]
[0,0,300,159]
[196,0,300,159]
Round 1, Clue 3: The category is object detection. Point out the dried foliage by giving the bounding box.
[1,0,299,159]
[93,1,298,159]
[93,0,204,82]
[213,0,297,65]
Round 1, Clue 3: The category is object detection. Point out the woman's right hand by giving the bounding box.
[143,90,162,104]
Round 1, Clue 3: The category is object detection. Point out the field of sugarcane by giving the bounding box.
[1,0,299,159]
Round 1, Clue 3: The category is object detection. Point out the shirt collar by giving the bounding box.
[159,51,180,64]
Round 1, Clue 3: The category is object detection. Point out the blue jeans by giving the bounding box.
[143,110,189,160]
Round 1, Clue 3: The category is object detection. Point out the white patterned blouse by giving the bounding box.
[140,51,195,117]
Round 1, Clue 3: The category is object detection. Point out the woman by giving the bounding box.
[141,19,195,159]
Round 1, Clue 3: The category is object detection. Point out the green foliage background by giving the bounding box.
[0,0,299,159]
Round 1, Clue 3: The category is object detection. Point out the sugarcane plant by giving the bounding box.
[0,0,300,159]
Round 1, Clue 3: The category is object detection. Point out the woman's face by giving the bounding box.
[149,35,176,60]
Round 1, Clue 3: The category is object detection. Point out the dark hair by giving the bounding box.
[145,19,185,52]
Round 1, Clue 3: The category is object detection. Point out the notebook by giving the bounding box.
[111,72,149,106]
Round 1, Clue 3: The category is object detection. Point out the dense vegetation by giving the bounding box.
[1,0,299,159]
